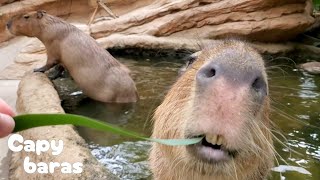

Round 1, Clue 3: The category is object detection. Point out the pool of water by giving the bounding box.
[67,55,320,180]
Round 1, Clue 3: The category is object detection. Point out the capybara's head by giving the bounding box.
[6,10,47,37]
[150,40,274,180]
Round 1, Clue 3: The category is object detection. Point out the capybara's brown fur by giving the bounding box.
[150,40,274,180]
[7,10,138,103]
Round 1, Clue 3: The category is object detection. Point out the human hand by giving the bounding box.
[0,98,15,138]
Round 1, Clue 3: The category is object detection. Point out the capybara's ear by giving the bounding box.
[37,10,47,19]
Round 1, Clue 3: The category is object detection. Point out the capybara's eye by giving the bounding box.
[23,15,30,19]
[184,51,201,69]
[185,54,197,68]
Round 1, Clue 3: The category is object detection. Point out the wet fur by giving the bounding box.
[150,40,274,180]
[8,11,138,103]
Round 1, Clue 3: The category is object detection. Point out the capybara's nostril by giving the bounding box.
[251,76,267,95]
[196,62,218,83]
[205,68,216,78]
[6,21,12,29]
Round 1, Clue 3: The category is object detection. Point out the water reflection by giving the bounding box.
[90,141,151,180]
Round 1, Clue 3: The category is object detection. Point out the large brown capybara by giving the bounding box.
[150,40,274,180]
[7,10,138,103]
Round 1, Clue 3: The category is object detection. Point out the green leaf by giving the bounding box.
[314,0,320,11]
[13,114,203,146]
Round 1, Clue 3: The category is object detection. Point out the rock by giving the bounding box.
[52,77,88,112]
[91,0,155,16]
[91,0,314,42]
[0,38,46,79]
[71,23,90,35]
[97,34,204,51]
[0,0,18,5]
[298,61,320,74]
[97,34,295,54]
[1,0,315,44]
[11,72,118,179]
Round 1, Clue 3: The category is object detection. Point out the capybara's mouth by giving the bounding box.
[187,135,237,163]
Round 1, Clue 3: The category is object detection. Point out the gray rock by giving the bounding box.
[299,62,320,75]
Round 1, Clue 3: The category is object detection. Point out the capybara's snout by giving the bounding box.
[196,59,267,99]
[6,20,12,29]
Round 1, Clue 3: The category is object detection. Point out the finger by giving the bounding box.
[0,113,15,138]
[0,98,15,116]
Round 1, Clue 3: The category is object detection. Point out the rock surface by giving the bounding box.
[299,61,320,74]
[0,0,315,44]
[90,0,315,42]
[11,72,118,179]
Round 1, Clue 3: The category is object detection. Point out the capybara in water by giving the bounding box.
[7,10,138,103]
[150,40,274,180]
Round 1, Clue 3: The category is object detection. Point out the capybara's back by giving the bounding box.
[7,11,138,103]
[59,24,138,103]
[150,40,274,180]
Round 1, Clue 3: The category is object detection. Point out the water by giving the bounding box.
[67,56,320,180]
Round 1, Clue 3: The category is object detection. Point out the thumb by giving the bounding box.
[0,98,15,116]
[0,113,15,138]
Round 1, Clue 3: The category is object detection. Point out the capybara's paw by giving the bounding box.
[33,67,46,73]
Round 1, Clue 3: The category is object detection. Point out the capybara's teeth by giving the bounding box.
[216,136,223,145]
[206,135,218,144]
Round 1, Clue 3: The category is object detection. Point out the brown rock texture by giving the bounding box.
[10,72,118,179]
[90,0,315,42]
[0,0,315,44]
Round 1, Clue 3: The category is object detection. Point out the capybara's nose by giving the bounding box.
[6,20,12,29]
[196,61,219,82]
[196,61,267,95]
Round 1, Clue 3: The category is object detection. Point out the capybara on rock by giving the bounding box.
[150,40,274,180]
[7,10,138,103]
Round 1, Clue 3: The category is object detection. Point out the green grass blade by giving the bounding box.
[13,114,202,146]
[314,0,320,11]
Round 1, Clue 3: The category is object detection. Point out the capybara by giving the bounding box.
[7,10,138,103]
[150,40,274,180]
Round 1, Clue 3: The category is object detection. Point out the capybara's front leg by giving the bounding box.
[48,64,65,80]
[34,62,57,73]
[34,56,58,73]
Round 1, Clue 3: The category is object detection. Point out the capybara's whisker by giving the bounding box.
[248,118,275,160]
[269,76,299,79]
[267,64,294,70]
[266,56,296,66]
[271,131,304,158]
[270,85,302,91]
[269,91,301,97]
[271,105,320,130]
[266,66,289,76]
[232,159,239,180]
